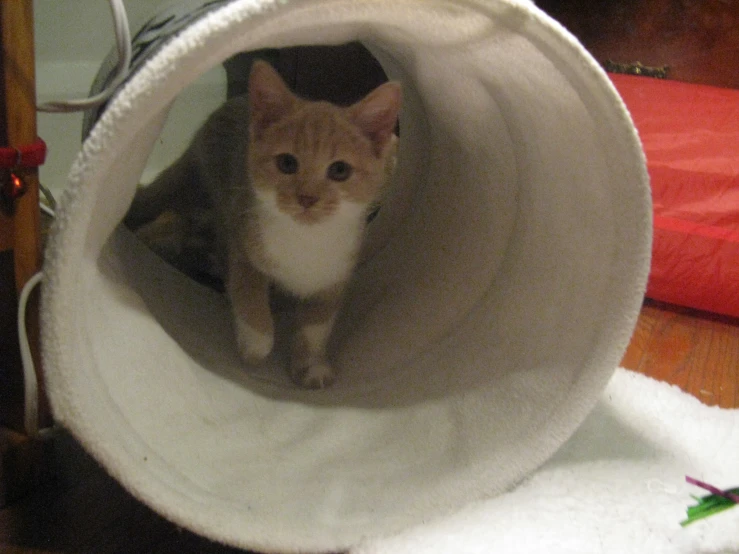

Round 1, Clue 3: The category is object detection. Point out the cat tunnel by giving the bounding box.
[41,0,652,552]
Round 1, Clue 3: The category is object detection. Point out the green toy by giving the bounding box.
[681,476,739,527]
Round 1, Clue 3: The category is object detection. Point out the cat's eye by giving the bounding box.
[275,153,299,175]
[326,160,353,182]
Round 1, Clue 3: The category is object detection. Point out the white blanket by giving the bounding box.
[355,369,739,554]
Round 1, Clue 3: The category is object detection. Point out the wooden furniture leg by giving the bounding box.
[0,0,51,507]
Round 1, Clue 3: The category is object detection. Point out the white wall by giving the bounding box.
[34,0,225,196]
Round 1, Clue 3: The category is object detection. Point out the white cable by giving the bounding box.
[18,271,44,437]
[37,0,132,113]
[40,202,55,218]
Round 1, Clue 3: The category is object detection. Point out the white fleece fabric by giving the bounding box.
[40,1,652,552]
[354,369,739,554]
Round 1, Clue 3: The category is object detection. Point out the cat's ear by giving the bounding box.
[349,82,402,157]
[248,60,296,135]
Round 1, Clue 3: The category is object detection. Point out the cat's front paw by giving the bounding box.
[234,318,273,365]
[290,362,336,389]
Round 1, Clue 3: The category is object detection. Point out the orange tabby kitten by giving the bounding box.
[126,60,401,388]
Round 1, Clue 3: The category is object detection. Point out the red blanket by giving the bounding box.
[610,73,739,318]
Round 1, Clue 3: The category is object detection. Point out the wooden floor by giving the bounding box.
[623,300,739,409]
[2,0,738,552]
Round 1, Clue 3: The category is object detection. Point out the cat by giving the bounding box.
[125,60,401,388]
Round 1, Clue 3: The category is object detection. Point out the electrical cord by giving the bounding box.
[36,0,132,113]
[19,204,55,438]
[18,272,44,437]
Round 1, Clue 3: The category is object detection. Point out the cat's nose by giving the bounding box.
[297,194,319,209]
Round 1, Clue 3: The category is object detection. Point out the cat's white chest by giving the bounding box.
[255,199,366,297]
